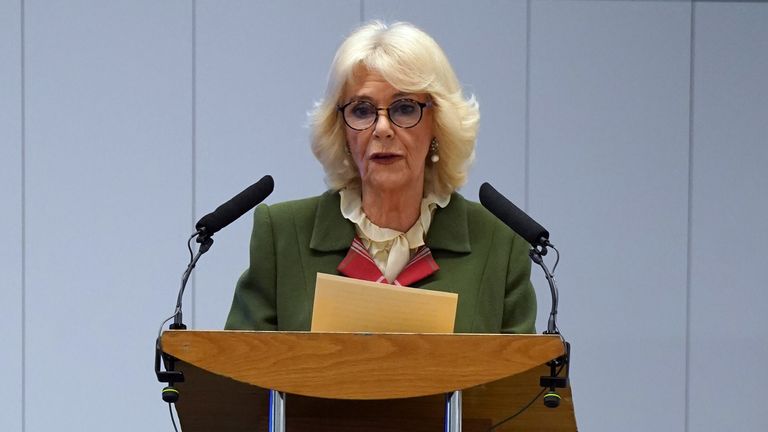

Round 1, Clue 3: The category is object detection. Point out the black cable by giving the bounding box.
[531,250,559,335]
[156,232,198,355]
[487,387,547,431]
[168,402,180,432]
[158,232,202,432]
[550,244,560,274]
[173,231,213,328]
[544,245,565,342]
[186,232,195,262]
[486,363,566,431]
[178,231,198,320]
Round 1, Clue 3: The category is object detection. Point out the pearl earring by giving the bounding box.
[430,138,440,163]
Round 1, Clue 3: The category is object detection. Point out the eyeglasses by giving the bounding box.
[337,98,433,131]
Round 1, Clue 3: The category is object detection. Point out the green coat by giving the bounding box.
[225,190,536,333]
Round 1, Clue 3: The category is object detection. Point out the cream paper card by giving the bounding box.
[311,273,458,333]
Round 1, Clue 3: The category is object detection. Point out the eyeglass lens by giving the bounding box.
[342,99,424,130]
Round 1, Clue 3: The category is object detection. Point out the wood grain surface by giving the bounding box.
[161,330,566,399]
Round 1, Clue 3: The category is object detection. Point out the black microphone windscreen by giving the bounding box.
[195,175,274,236]
[479,182,549,247]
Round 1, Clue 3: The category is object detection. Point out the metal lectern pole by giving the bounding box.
[445,390,462,432]
[269,390,286,432]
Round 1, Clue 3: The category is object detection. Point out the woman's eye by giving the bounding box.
[351,103,375,118]
[393,102,417,115]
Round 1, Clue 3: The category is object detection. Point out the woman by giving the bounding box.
[225,21,536,334]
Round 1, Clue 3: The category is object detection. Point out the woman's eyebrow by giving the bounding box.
[349,95,375,102]
[348,92,416,103]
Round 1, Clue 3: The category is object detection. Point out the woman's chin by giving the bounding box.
[363,171,421,194]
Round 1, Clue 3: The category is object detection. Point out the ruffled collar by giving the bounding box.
[339,187,450,282]
[340,188,450,241]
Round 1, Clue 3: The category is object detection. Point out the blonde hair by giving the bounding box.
[310,21,480,196]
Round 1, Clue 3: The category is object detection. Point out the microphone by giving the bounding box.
[479,182,550,249]
[157,174,274,406]
[173,174,274,326]
[480,183,571,408]
[479,181,559,334]
[479,182,570,411]
[195,175,274,237]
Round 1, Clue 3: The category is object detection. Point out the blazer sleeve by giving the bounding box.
[224,203,278,330]
[501,234,538,334]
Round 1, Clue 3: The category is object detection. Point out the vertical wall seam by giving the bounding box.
[20,0,26,430]
[685,2,696,432]
[190,0,197,328]
[524,0,531,212]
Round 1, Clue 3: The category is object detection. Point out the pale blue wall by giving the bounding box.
[689,3,768,430]
[20,1,192,430]
[2,1,766,431]
[529,2,692,430]
[1,1,23,431]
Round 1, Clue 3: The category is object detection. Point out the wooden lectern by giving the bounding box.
[160,330,576,431]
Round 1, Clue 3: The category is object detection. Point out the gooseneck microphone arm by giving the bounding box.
[529,247,559,335]
[156,175,274,405]
[171,234,213,329]
[170,174,274,329]
[479,182,559,334]
[479,182,570,414]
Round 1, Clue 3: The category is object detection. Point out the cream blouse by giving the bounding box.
[339,187,451,283]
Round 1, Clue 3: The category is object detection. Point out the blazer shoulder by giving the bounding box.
[461,193,525,244]
[258,191,334,224]
[255,190,343,237]
[266,194,320,216]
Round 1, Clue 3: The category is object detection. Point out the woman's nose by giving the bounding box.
[373,110,394,139]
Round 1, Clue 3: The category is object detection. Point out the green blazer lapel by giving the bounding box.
[309,190,355,252]
[426,193,472,253]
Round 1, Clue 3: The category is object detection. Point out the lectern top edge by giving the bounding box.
[161,330,566,400]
